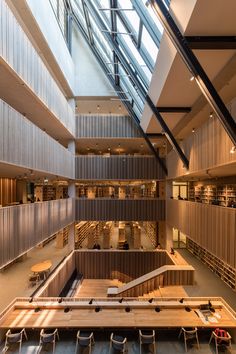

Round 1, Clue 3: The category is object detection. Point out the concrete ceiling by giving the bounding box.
[142,0,236,139]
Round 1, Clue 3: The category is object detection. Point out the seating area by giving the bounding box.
[0,328,234,353]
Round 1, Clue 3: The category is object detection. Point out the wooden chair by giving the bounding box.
[3,328,28,353]
[139,330,156,354]
[38,328,59,354]
[209,330,232,354]
[109,333,127,353]
[75,331,94,353]
[178,327,199,352]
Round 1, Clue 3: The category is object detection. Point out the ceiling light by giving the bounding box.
[119,105,122,110]
[190,76,195,82]
[230,146,236,154]
[192,128,195,133]
[108,147,111,151]
[209,112,213,118]
[97,105,100,111]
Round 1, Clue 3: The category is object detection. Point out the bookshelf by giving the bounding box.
[143,222,157,248]
[188,182,236,207]
[75,221,94,248]
[56,227,69,248]
[187,238,236,290]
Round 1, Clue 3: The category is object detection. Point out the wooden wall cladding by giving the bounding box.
[0,199,74,269]
[166,199,236,268]
[0,100,74,179]
[0,178,16,206]
[76,114,142,138]
[76,199,165,221]
[38,252,75,297]
[167,114,236,179]
[74,251,173,281]
[0,0,74,135]
[75,156,165,180]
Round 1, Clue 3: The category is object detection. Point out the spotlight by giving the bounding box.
[89,299,93,305]
[208,300,212,308]
[58,298,63,304]
[185,306,191,312]
[209,112,213,118]
[190,76,195,82]
[155,307,161,312]
[64,307,70,313]
[119,298,124,304]
[95,307,101,312]
[230,146,236,154]
[125,307,131,312]
[148,298,154,304]
[34,307,41,313]
[192,127,195,133]
[179,298,184,304]
[28,297,33,303]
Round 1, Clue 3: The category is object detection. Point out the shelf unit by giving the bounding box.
[42,186,56,201]
[75,221,94,248]
[56,227,69,248]
[143,222,157,247]
[187,238,236,290]
[188,183,236,207]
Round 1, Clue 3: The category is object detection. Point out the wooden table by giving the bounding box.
[1,300,236,330]
[30,261,52,274]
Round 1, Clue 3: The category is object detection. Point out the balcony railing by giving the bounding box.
[76,198,165,221]
[0,99,74,179]
[75,155,165,180]
[0,0,75,135]
[0,199,74,269]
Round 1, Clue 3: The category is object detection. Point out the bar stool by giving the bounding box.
[178,327,199,352]
[3,328,28,353]
[109,333,127,353]
[75,331,95,354]
[209,329,232,354]
[139,330,156,354]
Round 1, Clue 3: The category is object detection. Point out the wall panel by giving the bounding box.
[0,199,74,269]
[0,100,74,178]
[76,198,165,221]
[166,199,236,267]
[0,0,74,135]
[76,114,142,138]
[74,250,173,281]
[167,111,236,179]
[75,156,165,180]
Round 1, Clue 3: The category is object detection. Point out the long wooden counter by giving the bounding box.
[1,298,236,329]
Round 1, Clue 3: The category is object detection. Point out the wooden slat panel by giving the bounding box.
[76,114,141,138]
[75,199,165,221]
[0,0,74,135]
[0,99,74,179]
[0,199,74,269]
[167,199,236,268]
[75,156,165,180]
[167,107,236,179]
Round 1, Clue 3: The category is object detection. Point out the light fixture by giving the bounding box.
[209,112,213,118]
[108,147,111,151]
[97,105,100,111]
[119,104,122,110]
[64,307,70,313]
[119,298,124,303]
[145,0,151,6]
[155,307,161,312]
[192,127,195,133]
[190,76,195,82]
[179,298,184,304]
[89,299,93,305]
[125,307,131,312]
[148,298,154,303]
[230,146,236,154]
[58,298,63,304]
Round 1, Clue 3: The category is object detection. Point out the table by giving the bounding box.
[1,300,236,330]
[30,260,52,274]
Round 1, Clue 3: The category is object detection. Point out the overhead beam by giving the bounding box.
[151,0,236,147]
[157,107,191,113]
[186,36,236,50]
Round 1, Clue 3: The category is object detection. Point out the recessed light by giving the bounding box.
[192,128,195,133]
[209,112,213,118]
[97,105,100,110]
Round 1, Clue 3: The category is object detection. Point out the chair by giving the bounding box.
[178,327,199,352]
[75,331,94,353]
[109,333,127,353]
[38,328,59,354]
[209,329,232,354]
[3,328,28,353]
[139,330,156,354]
[28,272,40,287]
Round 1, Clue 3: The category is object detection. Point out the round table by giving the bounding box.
[31,260,52,274]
